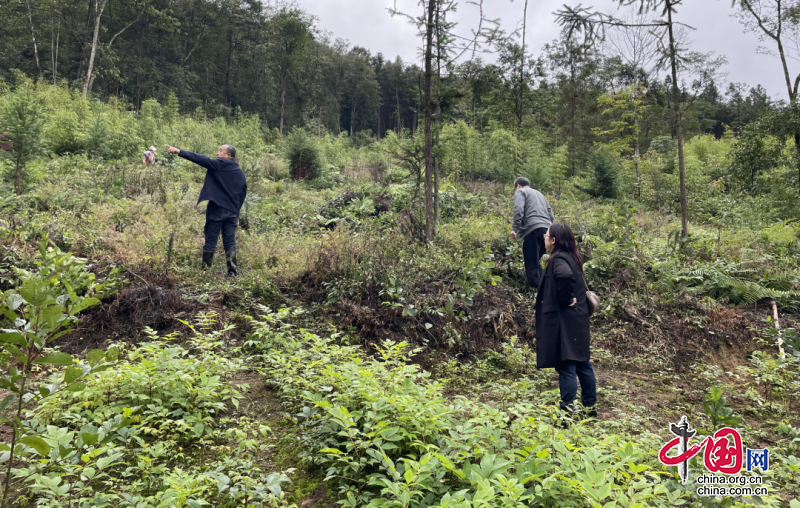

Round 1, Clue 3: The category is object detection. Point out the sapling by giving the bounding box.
[0,237,121,507]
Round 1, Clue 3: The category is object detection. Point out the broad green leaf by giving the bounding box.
[80,425,99,446]
[69,298,100,316]
[64,367,83,384]
[0,306,17,321]
[34,352,73,366]
[87,349,104,366]
[6,294,25,311]
[105,346,119,362]
[66,382,86,392]
[18,436,51,456]
[62,279,77,304]
[19,280,52,307]
[96,453,123,470]
[0,332,25,346]
[40,306,64,330]
[0,394,16,411]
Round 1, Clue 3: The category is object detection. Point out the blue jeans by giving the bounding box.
[555,360,597,412]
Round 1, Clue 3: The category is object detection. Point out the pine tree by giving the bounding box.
[0,87,45,195]
[588,148,620,198]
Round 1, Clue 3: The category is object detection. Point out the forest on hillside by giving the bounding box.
[1,0,800,507]
[0,0,783,147]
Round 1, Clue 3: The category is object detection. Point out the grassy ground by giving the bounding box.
[2,159,800,506]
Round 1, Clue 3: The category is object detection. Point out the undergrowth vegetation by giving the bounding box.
[1,79,800,506]
[246,309,795,507]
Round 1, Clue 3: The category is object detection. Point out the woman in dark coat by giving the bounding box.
[535,222,597,418]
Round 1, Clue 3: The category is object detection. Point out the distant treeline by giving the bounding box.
[0,0,779,165]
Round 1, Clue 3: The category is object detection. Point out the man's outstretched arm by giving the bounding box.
[167,145,214,170]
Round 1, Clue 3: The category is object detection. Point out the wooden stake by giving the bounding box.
[772,300,785,359]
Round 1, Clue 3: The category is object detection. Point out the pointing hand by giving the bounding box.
[167,145,180,155]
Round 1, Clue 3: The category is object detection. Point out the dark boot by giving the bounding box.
[225,248,237,277]
[202,251,214,269]
[576,406,598,420]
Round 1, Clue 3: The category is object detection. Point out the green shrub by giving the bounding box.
[0,85,46,194]
[248,310,724,508]
[17,317,296,508]
[521,158,550,191]
[588,148,620,199]
[284,129,323,180]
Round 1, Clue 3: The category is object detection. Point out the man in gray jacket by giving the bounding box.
[511,177,554,290]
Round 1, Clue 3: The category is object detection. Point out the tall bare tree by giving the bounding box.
[511,0,530,140]
[83,0,109,95]
[557,0,694,238]
[390,0,498,241]
[83,0,148,95]
[735,0,800,190]
[601,12,662,196]
[268,7,313,135]
[24,0,41,78]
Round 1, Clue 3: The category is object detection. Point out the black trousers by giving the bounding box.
[522,227,548,289]
[203,202,238,254]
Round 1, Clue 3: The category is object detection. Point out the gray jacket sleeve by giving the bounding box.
[512,191,525,233]
[547,200,554,222]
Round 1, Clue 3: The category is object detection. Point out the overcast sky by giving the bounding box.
[297,0,794,101]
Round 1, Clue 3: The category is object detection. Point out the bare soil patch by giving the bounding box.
[54,269,224,354]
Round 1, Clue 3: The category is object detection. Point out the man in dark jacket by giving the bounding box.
[510,177,554,290]
[167,144,247,276]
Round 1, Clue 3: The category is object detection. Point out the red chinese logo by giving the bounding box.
[659,426,744,475]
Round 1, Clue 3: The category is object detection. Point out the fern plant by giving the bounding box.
[650,260,800,308]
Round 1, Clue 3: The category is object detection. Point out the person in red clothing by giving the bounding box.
[143,146,156,166]
[167,144,247,276]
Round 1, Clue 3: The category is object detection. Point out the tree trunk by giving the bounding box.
[569,84,577,176]
[83,0,109,95]
[225,30,233,106]
[350,103,355,136]
[667,1,688,238]
[434,154,439,229]
[516,0,529,140]
[423,0,435,242]
[279,77,287,135]
[794,129,800,190]
[634,112,641,198]
[396,87,401,133]
[15,154,23,196]
[51,13,60,84]
[25,0,41,78]
[767,1,800,191]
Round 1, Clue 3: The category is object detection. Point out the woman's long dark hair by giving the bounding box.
[546,222,583,272]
